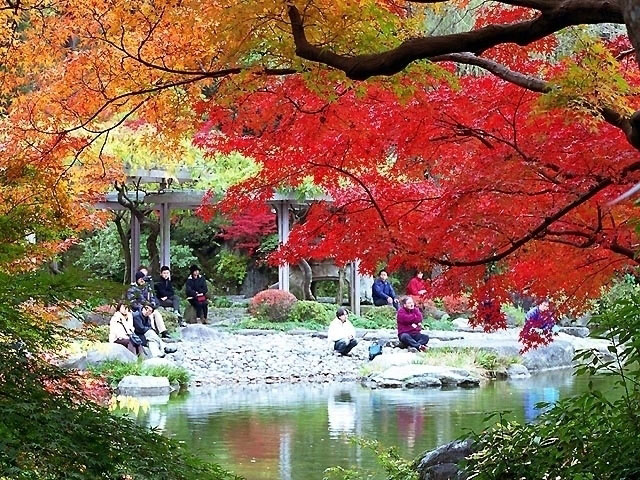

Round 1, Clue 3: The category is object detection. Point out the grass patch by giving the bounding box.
[415,347,521,371]
[88,359,191,387]
[229,317,327,331]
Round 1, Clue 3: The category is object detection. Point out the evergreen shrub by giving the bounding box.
[288,301,334,324]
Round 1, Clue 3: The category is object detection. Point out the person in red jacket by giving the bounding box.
[396,296,429,352]
[406,270,427,307]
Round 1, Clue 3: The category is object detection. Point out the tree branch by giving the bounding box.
[434,160,640,267]
[288,1,623,80]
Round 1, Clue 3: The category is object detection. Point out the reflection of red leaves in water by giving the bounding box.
[224,419,281,460]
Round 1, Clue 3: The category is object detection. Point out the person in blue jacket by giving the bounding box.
[372,270,399,310]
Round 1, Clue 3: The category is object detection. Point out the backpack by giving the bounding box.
[368,343,383,361]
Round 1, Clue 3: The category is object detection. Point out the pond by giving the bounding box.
[136,372,615,480]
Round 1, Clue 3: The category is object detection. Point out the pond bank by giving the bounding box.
[165,324,612,388]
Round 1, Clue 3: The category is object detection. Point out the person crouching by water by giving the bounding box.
[397,296,429,352]
[328,307,358,356]
[109,302,143,356]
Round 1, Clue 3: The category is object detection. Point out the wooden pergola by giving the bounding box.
[95,170,362,314]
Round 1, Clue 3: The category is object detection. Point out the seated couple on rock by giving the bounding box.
[397,296,429,352]
[328,307,358,356]
[109,302,177,358]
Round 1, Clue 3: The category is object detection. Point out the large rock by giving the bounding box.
[181,324,220,342]
[83,310,112,326]
[367,364,481,389]
[117,375,171,396]
[521,340,575,371]
[556,326,590,338]
[143,357,175,368]
[86,343,137,365]
[506,363,531,379]
[416,439,474,480]
[61,316,84,330]
[59,354,88,370]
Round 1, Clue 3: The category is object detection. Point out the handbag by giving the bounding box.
[118,319,144,347]
[128,333,144,347]
[196,293,207,303]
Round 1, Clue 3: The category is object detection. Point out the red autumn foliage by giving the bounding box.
[196,71,640,336]
[219,204,276,254]
[248,289,298,322]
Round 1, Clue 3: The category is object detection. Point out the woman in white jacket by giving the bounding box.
[109,302,142,356]
[327,307,358,356]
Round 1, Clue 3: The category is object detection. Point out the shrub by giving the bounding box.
[288,301,334,324]
[213,249,249,290]
[501,302,526,326]
[424,316,455,331]
[212,296,233,308]
[248,289,297,322]
[354,306,397,329]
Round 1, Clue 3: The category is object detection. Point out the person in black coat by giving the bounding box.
[186,264,209,324]
[155,265,186,327]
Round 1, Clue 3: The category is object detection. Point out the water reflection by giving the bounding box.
[135,372,613,480]
[328,390,356,437]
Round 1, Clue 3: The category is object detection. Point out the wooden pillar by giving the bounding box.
[130,214,141,279]
[159,202,171,268]
[349,260,361,316]
[276,201,290,292]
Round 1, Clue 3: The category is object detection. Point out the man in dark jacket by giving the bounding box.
[372,270,399,310]
[132,303,176,357]
[186,264,209,324]
[127,272,170,338]
[155,265,185,327]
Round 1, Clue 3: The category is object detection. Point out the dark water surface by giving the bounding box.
[137,372,615,480]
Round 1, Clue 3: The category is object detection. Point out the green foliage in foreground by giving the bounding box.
[0,270,241,480]
[88,359,191,387]
[323,438,418,480]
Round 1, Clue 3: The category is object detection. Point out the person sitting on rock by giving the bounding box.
[132,303,177,357]
[109,302,143,356]
[127,271,170,338]
[397,296,429,352]
[155,265,186,327]
[406,270,427,308]
[186,264,208,324]
[328,307,358,356]
[372,269,399,310]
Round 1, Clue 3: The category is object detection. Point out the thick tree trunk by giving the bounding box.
[298,259,315,300]
[622,0,640,67]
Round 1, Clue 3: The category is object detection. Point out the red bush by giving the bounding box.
[248,289,298,322]
[442,294,471,314]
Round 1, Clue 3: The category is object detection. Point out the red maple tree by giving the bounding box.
[196,71,640,327]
